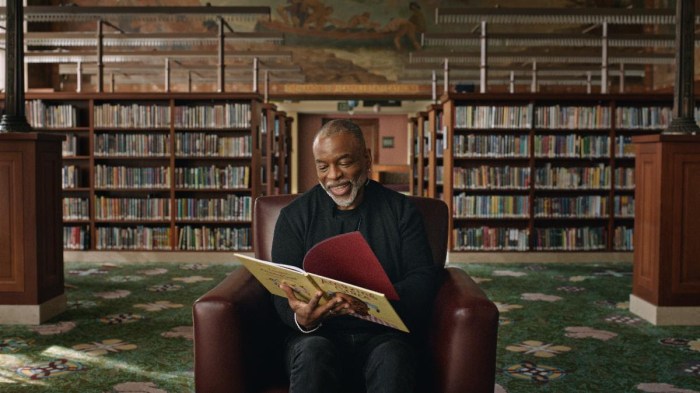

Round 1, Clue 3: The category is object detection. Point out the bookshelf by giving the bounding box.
[426,105,444,198]
[24,92,291,252]
[432,93,678,253]
[408,116,419,196]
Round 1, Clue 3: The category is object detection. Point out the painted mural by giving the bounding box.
[202,0,646,90]
[55,0,662,94]
[224,0,437,85]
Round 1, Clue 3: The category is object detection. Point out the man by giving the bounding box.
[271,119,439,393]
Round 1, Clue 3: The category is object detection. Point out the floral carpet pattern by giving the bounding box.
[0,262,698,392]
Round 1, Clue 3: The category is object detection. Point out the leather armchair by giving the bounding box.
[193,195,499,393]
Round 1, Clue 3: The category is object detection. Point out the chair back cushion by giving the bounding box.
[409,196,448,267]
[254,194,298,261]
[254,194,448,267]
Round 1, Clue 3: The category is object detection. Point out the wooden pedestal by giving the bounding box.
[0,132,66,324]
[630,134,700,325]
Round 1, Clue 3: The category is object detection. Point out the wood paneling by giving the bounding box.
[0,153,23,293]
[633,147,659,303]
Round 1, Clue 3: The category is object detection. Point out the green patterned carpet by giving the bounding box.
[0,262,699,393]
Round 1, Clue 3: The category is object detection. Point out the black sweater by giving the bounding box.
[271,180,439,335]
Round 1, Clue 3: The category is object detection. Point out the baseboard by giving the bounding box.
[65,251,633,265]
[0,294,67,325]
[447,252,633,264]
[629,294,700,326]
[64,251,250,264]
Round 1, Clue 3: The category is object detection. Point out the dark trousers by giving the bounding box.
[284,330,417,393]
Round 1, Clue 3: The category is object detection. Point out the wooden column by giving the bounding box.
[630,135,700,324]
[0,0,66,324]
[0,133,66,324]
[629,0,700,325]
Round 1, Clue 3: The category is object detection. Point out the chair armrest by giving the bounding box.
[427,267,500,393]
[193,267,285,393]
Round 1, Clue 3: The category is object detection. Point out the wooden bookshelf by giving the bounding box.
[414,111,430,198]
[24,92,291,252]
[429,93,680,253]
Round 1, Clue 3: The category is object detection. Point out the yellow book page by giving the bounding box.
[234,254,323,303]
[309,273,409,333]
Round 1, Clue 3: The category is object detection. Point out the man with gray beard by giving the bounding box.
[271,119,438,393]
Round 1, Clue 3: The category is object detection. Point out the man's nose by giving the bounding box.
[327,165,342,179]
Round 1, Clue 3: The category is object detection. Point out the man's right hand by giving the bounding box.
[279,284,350,329]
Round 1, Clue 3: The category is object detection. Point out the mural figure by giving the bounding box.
[266,0,429,51]
[344,12,380,31]
[301,0,336,30]
[380,2,425,50]
[276,0,308,27]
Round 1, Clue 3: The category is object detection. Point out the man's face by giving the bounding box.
[313,132,371,210]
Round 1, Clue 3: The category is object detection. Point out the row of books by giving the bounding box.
[613,226,634,251]
[95,226,171,250]
[94,103,171,128]
[452,225,630,251]
[533,164,611,189]
[175,195,252,221]
[175,134,252,157]
[455,105,532,129]
[453,166,530,189]
[64,165,256,190]
[614,195,635,217]
[533,226,607,250]
[453,134,529,157]
[615,106,671,129]
[173,103,251,128]
[455,105,614,130]
[452,194,530,218]
[450,134,641,160]
[533,135,610,158]
[94,133,170,157]
[615,136,635,158]
[95,165,171,189]
[62,165,83,189]
[62,134,79,156]
[534,105,611,129]
[177,226,251,251]
[614,168,635,189]
[95,196,171,220]
[453,227,529,251]
[63,197,90,220]
[534,196,609,218]
[447,195,634,219]
[174,165,250,189]
[86,225,255,251]
[64,226,89,250]
[26,100,78,128]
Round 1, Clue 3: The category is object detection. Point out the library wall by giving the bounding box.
[296,113,410,192]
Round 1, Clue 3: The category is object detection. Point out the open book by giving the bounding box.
[234,231,408,332]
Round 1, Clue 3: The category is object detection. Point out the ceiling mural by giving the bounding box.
[24,0,682,95]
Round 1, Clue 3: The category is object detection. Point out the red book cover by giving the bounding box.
[302,231,400,301]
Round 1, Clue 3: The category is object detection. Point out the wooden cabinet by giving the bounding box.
[0,132,65,322]
[632,134,700,306]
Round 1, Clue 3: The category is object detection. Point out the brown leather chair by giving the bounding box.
[193,194,499,393]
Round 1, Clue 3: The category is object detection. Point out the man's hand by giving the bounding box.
[335,293,370,316]
[279,284,351,329]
